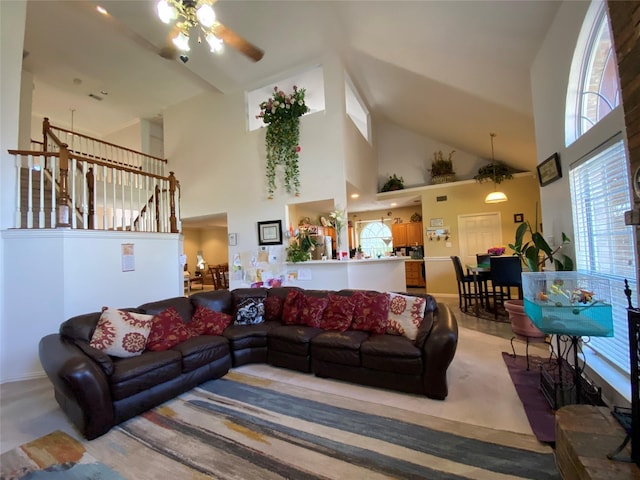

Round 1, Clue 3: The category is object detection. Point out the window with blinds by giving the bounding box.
[569,137,637,372]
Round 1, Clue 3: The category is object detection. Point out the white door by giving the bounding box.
[458,213,502,266]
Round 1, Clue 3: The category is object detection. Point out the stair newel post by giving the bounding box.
[42,117,50,151]
[154,183,161,233]
[168,171,177,233]
[56,144,71,228]
[86,167,95,230]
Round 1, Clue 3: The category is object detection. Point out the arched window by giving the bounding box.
[566,2,620,145]
[359,222,392,258]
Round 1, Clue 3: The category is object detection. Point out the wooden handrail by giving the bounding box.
[43,117,167,163]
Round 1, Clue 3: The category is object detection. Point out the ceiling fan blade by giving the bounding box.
[158,25,180,60]
[212,23,264,62]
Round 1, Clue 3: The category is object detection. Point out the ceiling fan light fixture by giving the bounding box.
[172,31,191,51]
[485,191,508,204]
[205,33,223,52]
[156,0,176,24]
[196,4,216,28]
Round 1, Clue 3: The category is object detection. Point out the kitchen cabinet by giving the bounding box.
[392,222,423,247]
[405,260,425,287]
[392,223,408,247]
[406,222,423,246]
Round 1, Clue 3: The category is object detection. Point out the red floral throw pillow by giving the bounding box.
[386,292,426,341]
[189,305,233,336]
[299,295,329,328]
[281,290,303,325]
[350,291,390,334]
[264,295,284,322]
[320,294,355,331]
[89,308,154,358]
[146,307,195,352]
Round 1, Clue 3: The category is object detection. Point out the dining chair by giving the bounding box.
[489,256,523,318]
[450,256,481,313]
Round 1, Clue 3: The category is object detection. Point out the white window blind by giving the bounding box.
[569,137,637,372]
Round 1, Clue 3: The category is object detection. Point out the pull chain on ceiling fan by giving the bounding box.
[156,0,264,62]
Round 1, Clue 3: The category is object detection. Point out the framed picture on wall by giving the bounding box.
[257,220,283,246]
[537,153,562,186]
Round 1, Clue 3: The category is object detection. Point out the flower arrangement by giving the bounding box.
[329,207,346,253]
[256,86,310,198]
[487,246,505,256]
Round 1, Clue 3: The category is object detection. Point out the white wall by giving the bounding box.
[164,55,351,281]
[530,0,627,256]
[1,230,182,382]
[104,120,143,152]
[376,121,490,189]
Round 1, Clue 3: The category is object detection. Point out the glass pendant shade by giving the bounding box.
[156,0,176,23]
[206,33,223,52]
[485,190,508,203]
[172,31,191,51]
[196,4,216,27]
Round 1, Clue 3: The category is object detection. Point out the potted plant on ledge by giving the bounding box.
[380,174,404,192]
[430,150,456,184]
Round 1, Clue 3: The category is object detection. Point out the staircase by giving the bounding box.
[9,118,181,233]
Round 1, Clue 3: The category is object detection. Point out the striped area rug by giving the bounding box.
[81,371,559,480]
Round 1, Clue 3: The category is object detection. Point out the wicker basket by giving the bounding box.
[431,174,456,184]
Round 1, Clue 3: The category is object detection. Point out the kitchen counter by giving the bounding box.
[230,256,407,292]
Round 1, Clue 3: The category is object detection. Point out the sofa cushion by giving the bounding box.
[138,297,194,324]
[190,289,234,315]
[299,294,329,328]
[319,294,355,331]
[223,322,279,349]
[89,308,154,358]
[350,291,390,334]
[360,334,423,375]
[170,335,230,372]
[268,325,323,355]
[386,292,427,341]
[189,305,233,335]
[311,330,369,366]
[264,295,284,321]
[234,297,265,325]
[109,349,182,400]
[75,340,115,376]
[145,307,195,352]
[282,290,303,325]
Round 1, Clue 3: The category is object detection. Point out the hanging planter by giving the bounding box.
[256,86,309,199]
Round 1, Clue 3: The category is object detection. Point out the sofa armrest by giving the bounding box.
[39,334,114,439]
[421,303,459,400]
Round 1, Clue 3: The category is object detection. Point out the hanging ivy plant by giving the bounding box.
[256,86,309,199]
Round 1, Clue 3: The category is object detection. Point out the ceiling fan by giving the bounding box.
[156,0,264,63]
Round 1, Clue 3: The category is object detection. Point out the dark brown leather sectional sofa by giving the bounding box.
[39,287,458,439]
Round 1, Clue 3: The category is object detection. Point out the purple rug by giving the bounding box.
[502,352,556,444]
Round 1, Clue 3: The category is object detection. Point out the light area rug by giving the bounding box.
[3,370,559,480]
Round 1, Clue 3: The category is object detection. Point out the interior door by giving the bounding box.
[458,213,502,267]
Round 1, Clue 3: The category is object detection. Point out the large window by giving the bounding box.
[570,137,637,372]
[566,2,620,145]
[359,221,392,258]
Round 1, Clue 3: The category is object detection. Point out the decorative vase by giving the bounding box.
[504,299,545,341]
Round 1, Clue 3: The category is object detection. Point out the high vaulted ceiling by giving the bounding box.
[23,0,561,174]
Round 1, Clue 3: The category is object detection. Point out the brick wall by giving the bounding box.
[608,1,640,301]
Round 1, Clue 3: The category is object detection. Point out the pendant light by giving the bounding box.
[484,132,508,204]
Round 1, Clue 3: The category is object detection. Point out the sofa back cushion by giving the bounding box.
[138,297,194,324]
[60,311,104,342]
[350,291,390,334]
[190,290,234,315]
